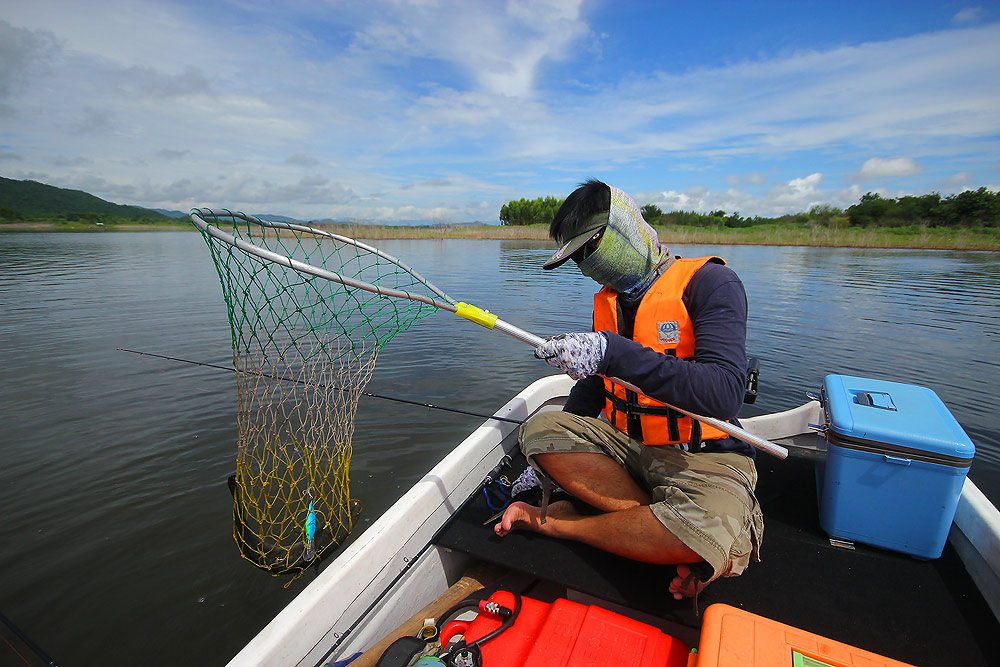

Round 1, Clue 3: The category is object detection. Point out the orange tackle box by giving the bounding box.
[691,604,915,667]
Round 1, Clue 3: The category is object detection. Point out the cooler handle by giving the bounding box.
[884,455,911,466]
[856,391,897,411]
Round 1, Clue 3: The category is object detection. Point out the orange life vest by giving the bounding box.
[594,257,730,449]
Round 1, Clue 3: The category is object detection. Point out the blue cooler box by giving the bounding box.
[818,374,975,559]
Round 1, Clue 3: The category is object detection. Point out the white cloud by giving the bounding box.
[348,0,588,98]
[642,188,698,212]
[156,149,190,160]
[638,174,869,218]
[71,107,117,135]
[944,171,975,187]
[725,170,769,187]
[952,7,988,25]
[285,154,321,168]
[856,158,923,180]
[113,65,212,98]
[0,21,60,113]
[765,173,825,211]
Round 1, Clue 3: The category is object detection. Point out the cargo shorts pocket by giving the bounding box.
[721,462,764,577]
[727,509,764,577]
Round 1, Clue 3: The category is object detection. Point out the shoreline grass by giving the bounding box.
[651,223,1000,250]
[2,220,998,250]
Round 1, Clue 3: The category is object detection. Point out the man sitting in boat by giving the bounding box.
[494,179,762,601]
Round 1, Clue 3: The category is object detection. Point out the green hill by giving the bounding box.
[0,176,167,220]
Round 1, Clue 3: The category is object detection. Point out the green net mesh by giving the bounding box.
[193,209,448,574]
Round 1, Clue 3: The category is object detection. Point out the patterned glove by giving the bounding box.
[535,332,608,380]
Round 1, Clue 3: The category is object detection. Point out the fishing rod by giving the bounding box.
[0,611,59,667]
[117,348,525,426]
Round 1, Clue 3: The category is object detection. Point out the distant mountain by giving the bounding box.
[0,176,167,219]
[0,177,496,226]
[255,213,310,224]
[150,208,188,218]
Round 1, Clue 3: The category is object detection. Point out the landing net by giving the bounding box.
[192,208,453,574]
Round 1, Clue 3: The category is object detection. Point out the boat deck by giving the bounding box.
[434,446,999,667]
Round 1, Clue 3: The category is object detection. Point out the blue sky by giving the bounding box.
[2,1,998,223]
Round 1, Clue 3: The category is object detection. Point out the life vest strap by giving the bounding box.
[603,386,702,451]
[624,388,643,441]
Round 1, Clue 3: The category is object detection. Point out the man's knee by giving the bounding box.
[519,411,598,458]
[521,410,576,438]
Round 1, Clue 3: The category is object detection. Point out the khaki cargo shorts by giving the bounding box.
[520,410,763,583]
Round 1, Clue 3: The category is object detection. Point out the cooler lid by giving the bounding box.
[823,374,975,460]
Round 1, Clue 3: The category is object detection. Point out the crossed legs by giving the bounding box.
[493,450,707,599]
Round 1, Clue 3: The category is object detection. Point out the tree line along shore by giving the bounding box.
[2,175,998,250]
[276,221,1000,250]
[3,218,997,250]
[492,187,1000,251]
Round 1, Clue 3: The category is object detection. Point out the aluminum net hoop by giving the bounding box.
[191,208,450,574]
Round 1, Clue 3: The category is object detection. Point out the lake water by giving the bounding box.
[1,232,998,666]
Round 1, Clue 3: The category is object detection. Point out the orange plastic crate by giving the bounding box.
[462,591,690,667]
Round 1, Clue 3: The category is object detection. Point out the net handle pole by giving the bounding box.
[494,318,547,347]
[462,310,788,459]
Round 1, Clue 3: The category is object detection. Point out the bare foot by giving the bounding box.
[669,564,711,600]
[494,500,578,537]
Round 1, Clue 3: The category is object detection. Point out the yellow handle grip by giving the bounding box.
[454,302,498,329]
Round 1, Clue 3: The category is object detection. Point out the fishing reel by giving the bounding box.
[373,594,520,667]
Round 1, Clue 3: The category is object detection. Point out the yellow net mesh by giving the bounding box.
[194,210,445,574]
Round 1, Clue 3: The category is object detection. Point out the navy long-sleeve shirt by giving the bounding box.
[563,260,753,457]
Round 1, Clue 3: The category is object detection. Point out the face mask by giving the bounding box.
[578,187,672,300]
